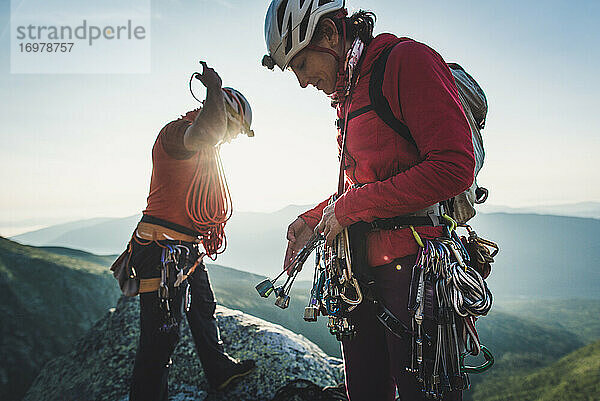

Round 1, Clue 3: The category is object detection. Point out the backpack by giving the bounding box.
[347,42,489,224]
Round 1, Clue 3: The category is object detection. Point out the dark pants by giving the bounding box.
[128,241,234,401]
[342,255,462,401]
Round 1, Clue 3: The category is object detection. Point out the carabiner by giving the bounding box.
[339,277,363,306]
[410,225,425,247]
[460,345,494,373]
[442,214,457,232]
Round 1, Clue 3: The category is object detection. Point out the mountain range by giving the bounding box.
[5,201,599,240]
[10,208,600,300]
[477,201,600,219]
[0,237,121,401]
[1,236,599,401]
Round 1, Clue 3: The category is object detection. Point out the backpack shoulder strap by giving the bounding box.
[368,43,416,148]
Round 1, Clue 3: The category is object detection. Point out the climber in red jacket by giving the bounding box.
[263,1,475,400]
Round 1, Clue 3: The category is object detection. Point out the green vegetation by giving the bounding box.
[38,246,118,266]
[464,310,587,400]
[3,236,599,401]
[471,340,600,401]
[496,299,600,344]
[474,310,584,370]
[466,300,600,401]
[0,237,121,401]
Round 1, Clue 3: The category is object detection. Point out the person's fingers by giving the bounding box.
[284,243,294,268]
[196,72,210,86]
[198,61,208,76]
[285,251,297,275]
[284,243,300,274]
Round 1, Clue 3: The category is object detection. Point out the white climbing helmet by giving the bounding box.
[263,0,345,70]
[222,87,254,138]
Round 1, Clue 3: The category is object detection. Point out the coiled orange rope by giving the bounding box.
[185,145,232,259]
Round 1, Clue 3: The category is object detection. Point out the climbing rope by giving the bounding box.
[185,145,232,259]
[448,261,493,318]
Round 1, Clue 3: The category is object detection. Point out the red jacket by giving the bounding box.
[300,34,475,267]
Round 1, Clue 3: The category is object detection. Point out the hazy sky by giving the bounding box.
[1,0,599,228]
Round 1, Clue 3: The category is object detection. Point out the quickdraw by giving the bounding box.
[407,221,496,399]
[156,243,204,332]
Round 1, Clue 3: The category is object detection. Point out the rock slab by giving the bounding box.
[24,296,344,401]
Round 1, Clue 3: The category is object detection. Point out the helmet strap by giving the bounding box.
[305,43,340,61]
[302,9,348,101]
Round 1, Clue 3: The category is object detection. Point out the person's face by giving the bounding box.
[289,46,337,94]
[288,22,340,95]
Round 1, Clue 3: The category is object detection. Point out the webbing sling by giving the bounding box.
[139,278,161,293]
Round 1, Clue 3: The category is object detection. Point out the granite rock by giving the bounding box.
[24,296,344,401]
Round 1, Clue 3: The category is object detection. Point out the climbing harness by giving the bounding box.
[255,213,498,399]
[122,227,205,332]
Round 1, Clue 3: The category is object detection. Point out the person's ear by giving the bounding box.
[318,18,339,48]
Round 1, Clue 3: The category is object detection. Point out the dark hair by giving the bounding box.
[312,10,376,45]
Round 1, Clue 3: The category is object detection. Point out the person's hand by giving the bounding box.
[185,61,227,149]
[283,217,312,275]
[316,203,343,246]
[196,61,222,91]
